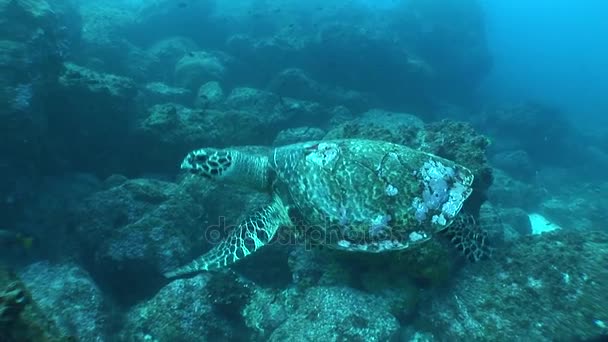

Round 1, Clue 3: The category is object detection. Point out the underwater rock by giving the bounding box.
[224,87,331,128]
[72,175,270,304]
[486,169,543,210]
[503,168,608,232]
[499,206,532,237]
[276,97,332,127]
[173,50,229,90]
[268,68,326,102]
[0,40,27,70]
[18,261,113,341]
[142,36,199,80]
[120,272,251,341]
[225,34,305,85]
[539,197,583,230]
[73,178,206,297]
[480,102,581,168]
[134,103,271,168]
[142,82,192,107]
[538,182,608,232]
[418,229,608,341]
[273,127,326,146]
[267,286,399,341]
[195,81,224,109]
[310,20,437,106]
[52,63,138,174]
[59,63,137,99]
[0,264,68,341]
[243,287,295,340]
[287,245,423,320]
[286,245,427,316]
[324,108,424,144]
[268,68,371,112]
[0,0,77,184]
[15,173,103,260]
[79,2,137,68]
[146,36,199,67]
[287,247,353,289]
[387,0,491,97]
[0,0,54,37]
[327,105,355,127]
[221,1,488,109]
[78,6,170,81]
[127,0,219,47]
[136,103,208,152]
[491,149,535,181]
[474,202,531,245]
[224,87,280,114]
[80,2,133,45]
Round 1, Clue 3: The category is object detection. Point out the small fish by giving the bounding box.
[0,229,33,250]
[178,2,188,8]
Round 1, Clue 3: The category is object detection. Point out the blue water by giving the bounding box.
[481,0,608,125]
[361,0,608,124]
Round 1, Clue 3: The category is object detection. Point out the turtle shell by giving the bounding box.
[269,139,474,252]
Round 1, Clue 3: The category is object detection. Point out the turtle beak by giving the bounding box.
[180,153,195,171]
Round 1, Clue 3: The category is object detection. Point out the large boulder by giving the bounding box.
[19,261,113,341]
[78,2,137,73]
[142,36,199,81]
[0,264,69,341]
[0,0,80,232]
[487,168,543,210]
[417,229,608,341]
[73,177,206,302]
[194,81,225,109]
[72,175,271,304]
[224,0,490,111]
[243,285,400,341]
[141,82,192,107]
[48,63,137,175]
[120,272,252,341]
[265,286,399,341]
[324,108,424,143]
[538,181,608,232]
[173,50,230,91]
[480,102,584,169]
[224,87,332,127]
[388,0,492,103]
[268,68,372,112]
[133,103,270,171]
[273,126,326,146]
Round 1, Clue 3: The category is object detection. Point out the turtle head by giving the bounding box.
[181,147,270,191]
[181,148,234,180]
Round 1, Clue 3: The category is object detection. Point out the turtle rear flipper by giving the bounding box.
[165,196,291,278]
[443,214,491,261]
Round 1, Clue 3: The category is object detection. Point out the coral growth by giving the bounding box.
[0,265,70,341]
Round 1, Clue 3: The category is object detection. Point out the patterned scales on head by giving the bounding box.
[165,139,480,278]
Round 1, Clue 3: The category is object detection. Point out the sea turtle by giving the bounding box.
[165,139,487,278]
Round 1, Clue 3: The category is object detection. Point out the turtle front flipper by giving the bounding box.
[181,147,270,191]
[164,196,292,278]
